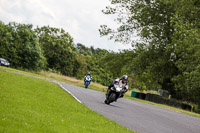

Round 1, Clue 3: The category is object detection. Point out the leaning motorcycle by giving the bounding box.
[104,82,124,104]
[84,75,91,88]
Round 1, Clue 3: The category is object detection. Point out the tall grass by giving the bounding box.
[0,69,133,133]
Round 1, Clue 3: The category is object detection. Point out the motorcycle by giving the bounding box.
[84,75,92,88]
[104,82,124,104]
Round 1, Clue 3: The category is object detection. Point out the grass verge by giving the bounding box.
[0,69,133,133]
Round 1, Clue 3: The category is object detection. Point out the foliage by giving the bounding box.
[35,26,86,78]
[0,21,45,70]
[165,0,200,104]
[76,43,113,86]
[76,43,93,56]
[100,0,200,105]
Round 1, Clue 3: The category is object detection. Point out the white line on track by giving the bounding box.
[54,82,82,103]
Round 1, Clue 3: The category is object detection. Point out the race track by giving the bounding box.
[60,82,200,133]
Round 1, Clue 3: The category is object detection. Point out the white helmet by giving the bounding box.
[121,75,128,83]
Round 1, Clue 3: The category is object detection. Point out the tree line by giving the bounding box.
[0,21,113,84]
[0,0,200,108]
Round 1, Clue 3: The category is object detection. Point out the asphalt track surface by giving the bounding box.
[5,71,200,133]
[60,83,200,133]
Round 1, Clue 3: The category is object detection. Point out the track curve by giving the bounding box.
[60,82,200,133]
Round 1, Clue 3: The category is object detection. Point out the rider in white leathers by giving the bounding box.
[106,75,128,99]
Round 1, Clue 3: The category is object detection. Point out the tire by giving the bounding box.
[86,81,90,88]
[106,93,117,104]
[104,99,110,105]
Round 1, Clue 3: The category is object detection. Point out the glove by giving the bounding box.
[123,88,128,93]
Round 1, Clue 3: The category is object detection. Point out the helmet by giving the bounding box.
[87,72,91,75]
[121,75,128,83]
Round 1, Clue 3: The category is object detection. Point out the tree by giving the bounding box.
[76,43,113,85]
[100,0,200,105]
[76,43,92,56]
[35,26,85,77]
[100,0,177,91]
[165,0,200,104]
[100,0,174,45]
[0,21,45,70]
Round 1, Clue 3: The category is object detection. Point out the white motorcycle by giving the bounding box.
[104,82,124,104]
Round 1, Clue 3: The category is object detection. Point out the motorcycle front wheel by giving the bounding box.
[85,81,90,88]
[105,93,117,104]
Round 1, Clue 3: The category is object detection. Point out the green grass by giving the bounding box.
[0,69,134,133]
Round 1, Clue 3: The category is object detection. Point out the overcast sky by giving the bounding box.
[0,0,133,52]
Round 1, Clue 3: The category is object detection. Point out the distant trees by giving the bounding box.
[76,43,113,86]
[0,21,86,78]
[0,21,44,70]
[35,26,85,77]
[0,20,113,84]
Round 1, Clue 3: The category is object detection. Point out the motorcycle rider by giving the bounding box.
[106,75,129,99]
[84,72,92,85]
